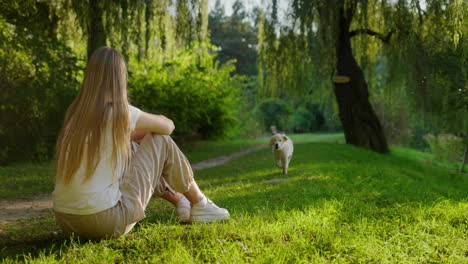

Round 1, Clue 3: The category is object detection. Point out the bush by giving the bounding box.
[423,133,465,162]
[129,47,241,140]
[253,98,328,133]
[229,77,265,139]
[0,43,80,164]
[254,98,292,132]
[286,102,325,133]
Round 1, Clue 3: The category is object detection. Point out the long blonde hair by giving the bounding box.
[55,47,130,184]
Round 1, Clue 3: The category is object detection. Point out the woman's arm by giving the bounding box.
[135,111,175,135]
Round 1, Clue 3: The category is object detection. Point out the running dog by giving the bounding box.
[269,133,294,174]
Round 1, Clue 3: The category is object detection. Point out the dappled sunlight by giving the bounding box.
[306,174,331,181]
[197,142,468,219]
[1,140,467,262]
[1,0,465,260]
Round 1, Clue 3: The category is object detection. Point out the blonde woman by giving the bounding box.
[53,47,229,239]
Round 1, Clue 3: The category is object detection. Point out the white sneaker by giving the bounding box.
[189,197,230,223]
[176,196,191,222]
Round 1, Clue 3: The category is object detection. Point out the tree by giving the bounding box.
[258,0,465,153]
[68,0,209,61]
[332,1,389,153]
[209,0,258,76]
[0,0,80,163]
[0,0,216,164]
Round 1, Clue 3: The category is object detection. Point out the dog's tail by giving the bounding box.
[270,125,277,135]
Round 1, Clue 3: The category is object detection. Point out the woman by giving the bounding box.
[53,47,229,239]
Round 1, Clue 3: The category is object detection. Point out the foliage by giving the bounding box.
[0,0,242,164]
[129,46,241,140]
[376,0,468,138]
[286,102,325,133]
[254,98,292,132]
[423,133,465,163]
[229,77,265,139]
[258,0,466,149]
[209,0,258,76]
[67,0,209,59]
[207,1,264,138]
[257,13,313,97]
[0,4,81,164]
[254,97,330,133]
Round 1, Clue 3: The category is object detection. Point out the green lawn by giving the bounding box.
[0,133,343,200]
[0,162,54,200]
[0,138,259,200]
[1,133,467,263]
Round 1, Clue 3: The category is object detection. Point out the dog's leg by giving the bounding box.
[283,154,292,175]
[275,152,283,168]
[281,156,288,174]
[275,159,282,168]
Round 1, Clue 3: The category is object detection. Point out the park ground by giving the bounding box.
[0,133,467,263]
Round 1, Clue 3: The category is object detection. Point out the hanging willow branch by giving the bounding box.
[67,0,209,61]
[349,29,394,43]
[260,0,467,135]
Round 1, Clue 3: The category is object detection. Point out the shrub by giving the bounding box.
[229,77,264,139]
[423,133,465,162]
[0,43,80,164]
[254,98,292,132]
[286,102,325,133]
[128,47,241,140]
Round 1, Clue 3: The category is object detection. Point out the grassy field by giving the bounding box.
[0,133,343,200]
[0,139,259,200]
[1,133,467,263]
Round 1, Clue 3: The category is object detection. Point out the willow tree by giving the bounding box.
[258,0,464,154]
[67,0,209,60]
[0,0,211,163]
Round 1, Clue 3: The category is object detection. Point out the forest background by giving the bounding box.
[0,0,466,167]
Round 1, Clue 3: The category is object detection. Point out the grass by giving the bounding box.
[0,138,259,200]
[0,162,54,200]
[183,132,344,163]
[1,133,467,263]
[0,133,343,200]
[181,139,260,164]
[391,146,462,172]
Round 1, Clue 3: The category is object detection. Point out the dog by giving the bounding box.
[269,133,294,174]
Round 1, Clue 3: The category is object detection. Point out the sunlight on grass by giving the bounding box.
[0,133,343,199]
[1,134,467,263]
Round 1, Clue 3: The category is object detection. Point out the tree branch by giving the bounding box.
[349,29,394,43]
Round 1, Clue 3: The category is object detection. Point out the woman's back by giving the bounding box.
[53,105,141,215]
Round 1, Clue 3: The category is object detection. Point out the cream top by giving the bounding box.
[53,105,141,215]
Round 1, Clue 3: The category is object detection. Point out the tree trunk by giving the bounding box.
[333,5,389,153]
[460,145,467,173]
[87,0,106,60]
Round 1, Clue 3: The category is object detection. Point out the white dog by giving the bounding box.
[269,133,294,174]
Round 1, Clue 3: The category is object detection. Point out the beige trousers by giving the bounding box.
[54,134,194,239]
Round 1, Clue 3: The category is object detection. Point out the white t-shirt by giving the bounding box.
[53,105,141,215]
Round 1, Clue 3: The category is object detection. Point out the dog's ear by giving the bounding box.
[283,136,288,141]
[269,137,275,146]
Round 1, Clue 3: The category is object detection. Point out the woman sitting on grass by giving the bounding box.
[53,47,229,239]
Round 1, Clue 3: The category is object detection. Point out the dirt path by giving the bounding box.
[0,144,267,225]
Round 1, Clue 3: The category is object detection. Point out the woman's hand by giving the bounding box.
[131,130,149,144]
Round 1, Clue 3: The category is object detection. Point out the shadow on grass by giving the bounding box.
[1,141,467,261]
[0,196,183,261]
[0,209,179,261]
[200,142,467,215]
[0,215,66,261]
